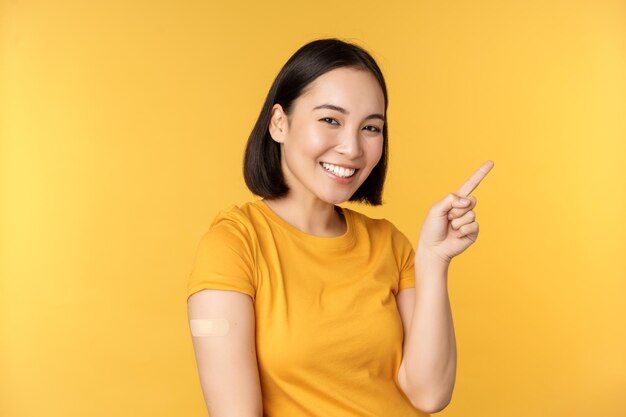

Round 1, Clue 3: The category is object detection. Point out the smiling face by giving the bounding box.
[268,66,386,206]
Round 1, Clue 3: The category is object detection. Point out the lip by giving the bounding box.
[319,163,357,184]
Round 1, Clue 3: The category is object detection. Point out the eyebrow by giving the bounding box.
[312,104,385,123]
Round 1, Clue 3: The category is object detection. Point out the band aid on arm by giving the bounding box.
[190,318,231,337]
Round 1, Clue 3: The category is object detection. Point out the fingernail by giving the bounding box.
[460,198,469,204]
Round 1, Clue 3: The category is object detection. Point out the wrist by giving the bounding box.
[415,246,451,268]
[415,248,450,281]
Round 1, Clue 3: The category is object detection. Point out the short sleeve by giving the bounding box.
[186,214,257,302]
[391,223,416,291]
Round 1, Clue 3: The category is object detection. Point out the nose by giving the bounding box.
[336,127,363,159]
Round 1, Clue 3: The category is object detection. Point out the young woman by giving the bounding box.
[187,38,494,417]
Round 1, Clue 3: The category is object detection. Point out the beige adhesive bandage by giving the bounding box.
[190,318,231,337]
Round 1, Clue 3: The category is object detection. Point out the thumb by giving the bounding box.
[430,192,471,216]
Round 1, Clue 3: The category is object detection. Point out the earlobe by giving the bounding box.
[268,104,286,143]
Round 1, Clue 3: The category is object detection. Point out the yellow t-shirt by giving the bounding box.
[187,199,430,417]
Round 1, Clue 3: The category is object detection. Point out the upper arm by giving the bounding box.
[395,287,415,396]
[187,288,263,416]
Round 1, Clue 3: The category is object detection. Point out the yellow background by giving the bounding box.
[1,0,625,416]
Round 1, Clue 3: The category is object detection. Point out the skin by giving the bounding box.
[265,66,385,237]
[417,160,495,264]
[399,160,494,412]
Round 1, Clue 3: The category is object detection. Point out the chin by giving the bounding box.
[319,193,351,205]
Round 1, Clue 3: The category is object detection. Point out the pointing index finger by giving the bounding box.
[456,160,495,198]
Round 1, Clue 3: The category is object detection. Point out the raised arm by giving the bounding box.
[187,289,263,416]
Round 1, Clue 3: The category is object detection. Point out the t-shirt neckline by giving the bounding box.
[253,199,356,250]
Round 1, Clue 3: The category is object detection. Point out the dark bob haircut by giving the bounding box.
[243,38,389,205]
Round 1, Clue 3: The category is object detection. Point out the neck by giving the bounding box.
[262,195,346,237]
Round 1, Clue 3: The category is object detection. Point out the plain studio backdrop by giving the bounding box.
[1,0,625,416]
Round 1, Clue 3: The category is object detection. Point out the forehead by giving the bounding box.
[297,67,385,114]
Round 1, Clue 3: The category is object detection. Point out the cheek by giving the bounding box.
[365,139,384,165]
[300,125,334,156]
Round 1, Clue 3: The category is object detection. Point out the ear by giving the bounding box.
[268,103,288,144]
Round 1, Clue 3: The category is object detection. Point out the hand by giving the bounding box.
[416,160,494,265]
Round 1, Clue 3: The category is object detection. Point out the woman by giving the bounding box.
[187,38,493,417]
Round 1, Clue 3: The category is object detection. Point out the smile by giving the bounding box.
[320,162,357,178]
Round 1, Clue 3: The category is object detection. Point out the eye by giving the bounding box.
[363,125,382,133]
[319,117,339,125]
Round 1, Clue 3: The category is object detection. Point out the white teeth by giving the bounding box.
[321,162,356,178]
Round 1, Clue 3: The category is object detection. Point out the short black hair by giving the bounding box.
[243,38,389,205]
